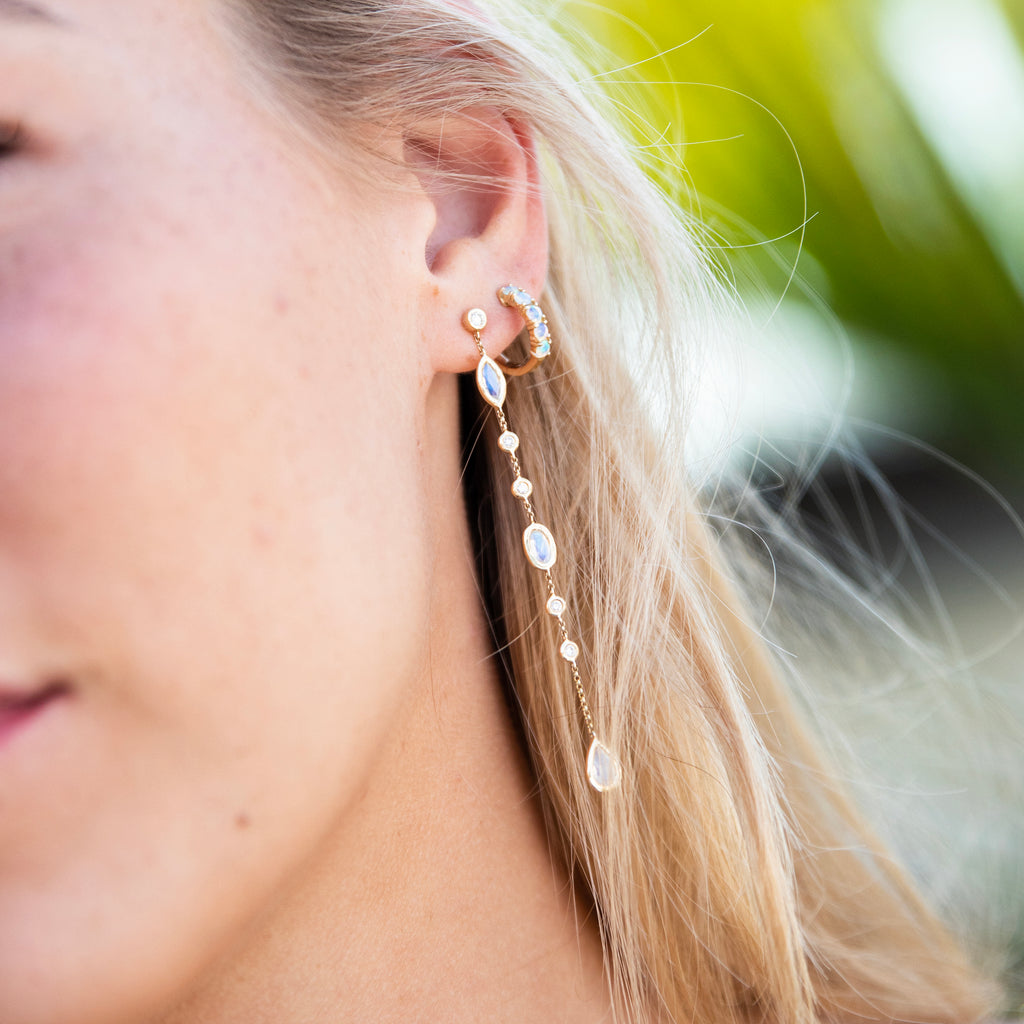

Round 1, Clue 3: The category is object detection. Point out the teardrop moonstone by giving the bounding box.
[586,739,622,792]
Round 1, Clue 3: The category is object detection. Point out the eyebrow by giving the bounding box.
[0,0,62,24]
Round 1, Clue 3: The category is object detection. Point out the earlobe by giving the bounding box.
[405,109,548,374]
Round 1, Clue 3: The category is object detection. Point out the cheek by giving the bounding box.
[0,165,430,1020]
[1,159,422,655]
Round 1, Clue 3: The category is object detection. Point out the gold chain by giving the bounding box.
[472,328,595,741]
[465,292,621,792]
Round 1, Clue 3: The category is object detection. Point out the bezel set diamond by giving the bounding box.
[464,307,488,332]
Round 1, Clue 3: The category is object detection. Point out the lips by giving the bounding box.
[0,679,70,746]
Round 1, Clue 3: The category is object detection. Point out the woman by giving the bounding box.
[0,0,1010,1022]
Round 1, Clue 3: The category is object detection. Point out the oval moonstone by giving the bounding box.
[522,523,557,570]
[586,738,622,792]
[476,354,507,409]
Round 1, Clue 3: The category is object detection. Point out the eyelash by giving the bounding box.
[0,122,24,156]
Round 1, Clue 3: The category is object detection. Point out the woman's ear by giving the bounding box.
[404,108,548,374]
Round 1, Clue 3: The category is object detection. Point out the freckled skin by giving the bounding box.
[0,0,598,1021]
[0,1,439,1020]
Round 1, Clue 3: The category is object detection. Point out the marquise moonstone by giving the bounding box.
[586,739,622,792]
[523,523,557,570]
[476,354,507,409]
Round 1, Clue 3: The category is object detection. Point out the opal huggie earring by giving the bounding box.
[462,286,623,793]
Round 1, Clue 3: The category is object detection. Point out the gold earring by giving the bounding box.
[462,286,622,793]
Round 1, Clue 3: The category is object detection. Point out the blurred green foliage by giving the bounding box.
[569,0,1024,475]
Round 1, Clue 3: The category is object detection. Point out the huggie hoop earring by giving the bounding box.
[462,287,623,793]
[492,285,552,376]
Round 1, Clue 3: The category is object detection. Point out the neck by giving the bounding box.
[155,380,612,1024]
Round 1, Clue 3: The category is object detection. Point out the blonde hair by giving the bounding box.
[219,1,1006,1020]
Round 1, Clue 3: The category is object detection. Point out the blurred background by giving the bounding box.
[553,0,1024,1010]
[571,0,1024,477]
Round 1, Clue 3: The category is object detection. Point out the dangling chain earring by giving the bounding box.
[462,286,622,793]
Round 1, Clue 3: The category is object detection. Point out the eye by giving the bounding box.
[0,122,24,157]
